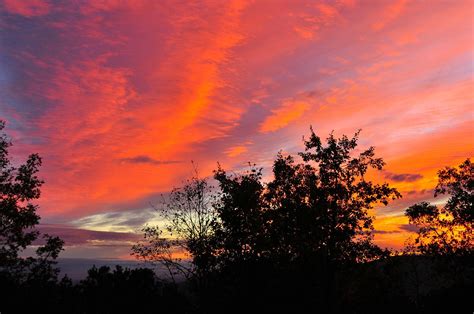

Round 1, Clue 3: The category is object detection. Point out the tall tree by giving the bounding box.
[214,129,401,265]
[0,120,63,283]
[212,129,401,312]
[295,129,401,263]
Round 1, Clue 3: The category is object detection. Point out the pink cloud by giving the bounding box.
[1,0,472,257]
[2,0,50,17]
[372,0,407,31]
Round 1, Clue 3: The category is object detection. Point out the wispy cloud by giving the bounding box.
[372,0,407,31]
[119,155,182,166]
[1,0,472,257]
[2,0,50,17]
[36,224,141,246]
[260,101,310,133]
[384,172,423,183]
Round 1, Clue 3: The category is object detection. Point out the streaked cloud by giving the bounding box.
[70,209,162,233]
[226,145,248,158]
[36,224,141,247]
[372,0,407,31]
[384,172,423,183]
[2,0,50,17]
[260,101,310,133]
[1,0,472,258]
[119,155,182,166]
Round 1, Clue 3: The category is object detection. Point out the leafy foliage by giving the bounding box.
[405,159,473,256]
[213,164,269,263]
[213,129,400,267]
[0,120,64,283]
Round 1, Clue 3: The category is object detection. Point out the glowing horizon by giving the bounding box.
[1,0,472,259]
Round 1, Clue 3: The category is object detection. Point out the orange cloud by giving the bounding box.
[1,0,472,257]
[226,145,249,158]
[260,101,310,133]
[294,26,316,40]
[373,214,412,250]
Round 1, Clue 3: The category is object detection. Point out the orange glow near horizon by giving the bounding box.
[0,0,472,259]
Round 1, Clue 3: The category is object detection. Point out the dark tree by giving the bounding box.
[211,129,401,312]
[296,129,401,263]
[213,130,400,265]
[132,173,219,284]
[405,158,473,256]
[213,164,269,264]
[0,120,63,284]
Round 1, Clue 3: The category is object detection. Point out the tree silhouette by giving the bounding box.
[213,164,268,264]
[0,120,63,284]
[132,173,219,284]
[129,128,472,313]
[405,158,473,256]
[0,120,65,314]
[212,129,401,310]
[212,130,400,265]
[296,129,400,263]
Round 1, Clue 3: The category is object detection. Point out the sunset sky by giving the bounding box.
[0,0,472,260]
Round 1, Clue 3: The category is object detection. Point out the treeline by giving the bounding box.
[0,121,472,313]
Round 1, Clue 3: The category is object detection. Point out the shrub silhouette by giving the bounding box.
[75,265,189,314]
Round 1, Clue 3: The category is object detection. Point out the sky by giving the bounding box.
[0,0,473,260]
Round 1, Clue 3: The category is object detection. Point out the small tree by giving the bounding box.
[0,120,64,284]
[405,159,473,256]
[132,174,219,283]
